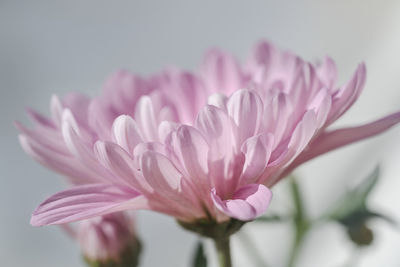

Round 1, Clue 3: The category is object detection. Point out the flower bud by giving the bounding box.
[78,212,141,267]
[347,223,374,246]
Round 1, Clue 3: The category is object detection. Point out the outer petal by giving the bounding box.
[211,184,272,221]
[18,135,102,184]
[31,184,147,226]
[202,49,244,95]
[327,63,366,125]
[284,111,400,175]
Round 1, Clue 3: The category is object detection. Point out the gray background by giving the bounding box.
[1,0,400,266]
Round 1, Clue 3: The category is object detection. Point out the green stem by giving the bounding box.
[214,236,232,267]
[287,177,309,267]
[287,221,308,267]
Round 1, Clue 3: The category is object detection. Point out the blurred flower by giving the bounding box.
[78,212,141,267]
[18,41,400,227]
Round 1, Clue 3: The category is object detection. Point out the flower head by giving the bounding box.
[78,212,141,266]
[18,40,400,226]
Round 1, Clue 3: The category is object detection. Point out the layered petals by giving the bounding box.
[18,40,400,227]
[31,184,147,226]
[211,184,272,221]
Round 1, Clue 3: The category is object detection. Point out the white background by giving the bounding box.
[1,1,400,266]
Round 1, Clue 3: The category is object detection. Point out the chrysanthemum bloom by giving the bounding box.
[19,41,400,228]
[77,212,141,267]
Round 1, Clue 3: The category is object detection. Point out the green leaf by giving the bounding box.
[326,166,380,221]
[192,241,207,267]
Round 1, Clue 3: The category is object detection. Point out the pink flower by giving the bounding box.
[19,41,400,226]
[77,212,140,265]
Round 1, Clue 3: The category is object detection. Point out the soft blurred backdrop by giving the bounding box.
[1,1,400,266]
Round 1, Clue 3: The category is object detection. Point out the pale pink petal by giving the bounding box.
[286,111,400,173]
[26,108,55,129]
[207,93,228,111]
[62,92,91,128]
[94,141,153,193]
[327,63,366,124]
[15,121,67,155]
[262,111,318,186]
[308,88,332,129]
[195,105,233,160]
[134,96,158,141]
[139,151,183,194]
[211,184,272,221]
[18,135,101,184]
[31,184,147,226]
[227,89,264,146]
[240,133,274,184]
[111,115,143,154]
[168,125,209,185]
[202,49,244,95]
[158,121,178,144]
[50,94,64,127]
[264,92,292,147]
[317,56,337,90]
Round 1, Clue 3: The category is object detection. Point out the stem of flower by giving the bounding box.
[287,177,309,267]
[214,235,232,267]
[287,220,308,267]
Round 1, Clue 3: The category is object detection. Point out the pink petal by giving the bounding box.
[134,96,158,141]
[308,88,332,129]
[202,48,244,95]
[94,141,153,193]
[111,115,143,154]
[195,105,233,159]
[158,121,178,144]
[25,108,55,129]
[168,125,209,187]
[327,63,366,125]
[18,135,101,184]
[317,56,337,90]
[286,111,400,174]
[31,184,147,226]
[264,92,291,147]
[227,89,264,146]
[240,133,274,184]
[207,93,228,110]
[62,117,110,181]
[139,151,183,194]
[62,92,91,128]
[262,110,318,186]
[211,184,272,221]
[50,95,63,127]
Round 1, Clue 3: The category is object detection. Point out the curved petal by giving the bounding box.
[168,125,209,187]
[327,63,366,125]
[202,48,244,95]
[111,115,143,154]
[31,184,147,226]
[211,184,272,221]
[227,89,264,146]
[94,141,153,193]
[240,133,274,184]
[284,111,400,176]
